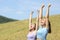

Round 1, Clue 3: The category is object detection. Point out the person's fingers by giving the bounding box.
[30,11,34,15]
[32,11,34,14]
[48,4,51,7]
[41,4,45,8]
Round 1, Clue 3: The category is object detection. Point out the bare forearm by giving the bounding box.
[29,11,33,27]
[39,6,43,26]
[36,13,39,30]
[46,4,51,28]
[46,4,51,18]
[29,14,32,26]
[46,7,49,18]
[39,4,45,19]
[39,8,43,19]
[39,4,45,26]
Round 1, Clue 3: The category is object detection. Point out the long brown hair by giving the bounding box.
[48,21,51,33]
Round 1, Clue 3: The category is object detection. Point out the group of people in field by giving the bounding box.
[27,4,51,40]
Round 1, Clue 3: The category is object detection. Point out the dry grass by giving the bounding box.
[0,15,60,40]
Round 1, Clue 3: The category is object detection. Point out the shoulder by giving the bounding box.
[33,30,37,33]
[33,30,37,35]
[43,27,49,31]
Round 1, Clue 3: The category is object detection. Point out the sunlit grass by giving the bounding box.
[0,15,60,40]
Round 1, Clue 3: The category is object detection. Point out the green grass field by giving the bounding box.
[0,15,60,40]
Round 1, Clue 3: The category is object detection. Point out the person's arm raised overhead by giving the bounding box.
[36,10,39,30]
[39,4,45,26]
[46,4,51,28]
[29,11,34,30]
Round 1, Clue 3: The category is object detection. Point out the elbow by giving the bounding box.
[39,17,42,19]
[46,16,49,18]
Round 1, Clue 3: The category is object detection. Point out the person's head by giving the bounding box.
[41,19,51,33]
[41,18,46,26]
[40,18,51,33]
[29,23,36,31]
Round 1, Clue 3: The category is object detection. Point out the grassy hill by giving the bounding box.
[0,15,18,24]
[0,15,60,40]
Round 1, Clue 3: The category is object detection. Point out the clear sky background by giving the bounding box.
[0,0,60,20]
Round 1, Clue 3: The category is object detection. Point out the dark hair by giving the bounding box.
[34,23,36,29]
[48,21,51,33]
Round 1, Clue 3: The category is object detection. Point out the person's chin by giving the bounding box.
[41,24,44,26]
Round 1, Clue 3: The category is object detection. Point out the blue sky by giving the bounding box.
[0,0,60,20]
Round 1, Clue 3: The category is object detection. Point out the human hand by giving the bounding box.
[48,4,51,8]
[31,11,34,15]
[41,4,45,8]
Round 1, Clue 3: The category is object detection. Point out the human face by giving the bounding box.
[30,24,36,30]
[41,19,46,26]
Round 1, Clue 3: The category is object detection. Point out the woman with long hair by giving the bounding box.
[37,4,51,40]
[27,11,39,40]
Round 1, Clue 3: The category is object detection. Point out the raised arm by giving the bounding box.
[39,4,45,26]
[46,4,51,28]
[36,10,39,30]
[29,11,34,29]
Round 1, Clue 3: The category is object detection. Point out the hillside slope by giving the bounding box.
[0,15,18,24]
[0,15,60,40]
